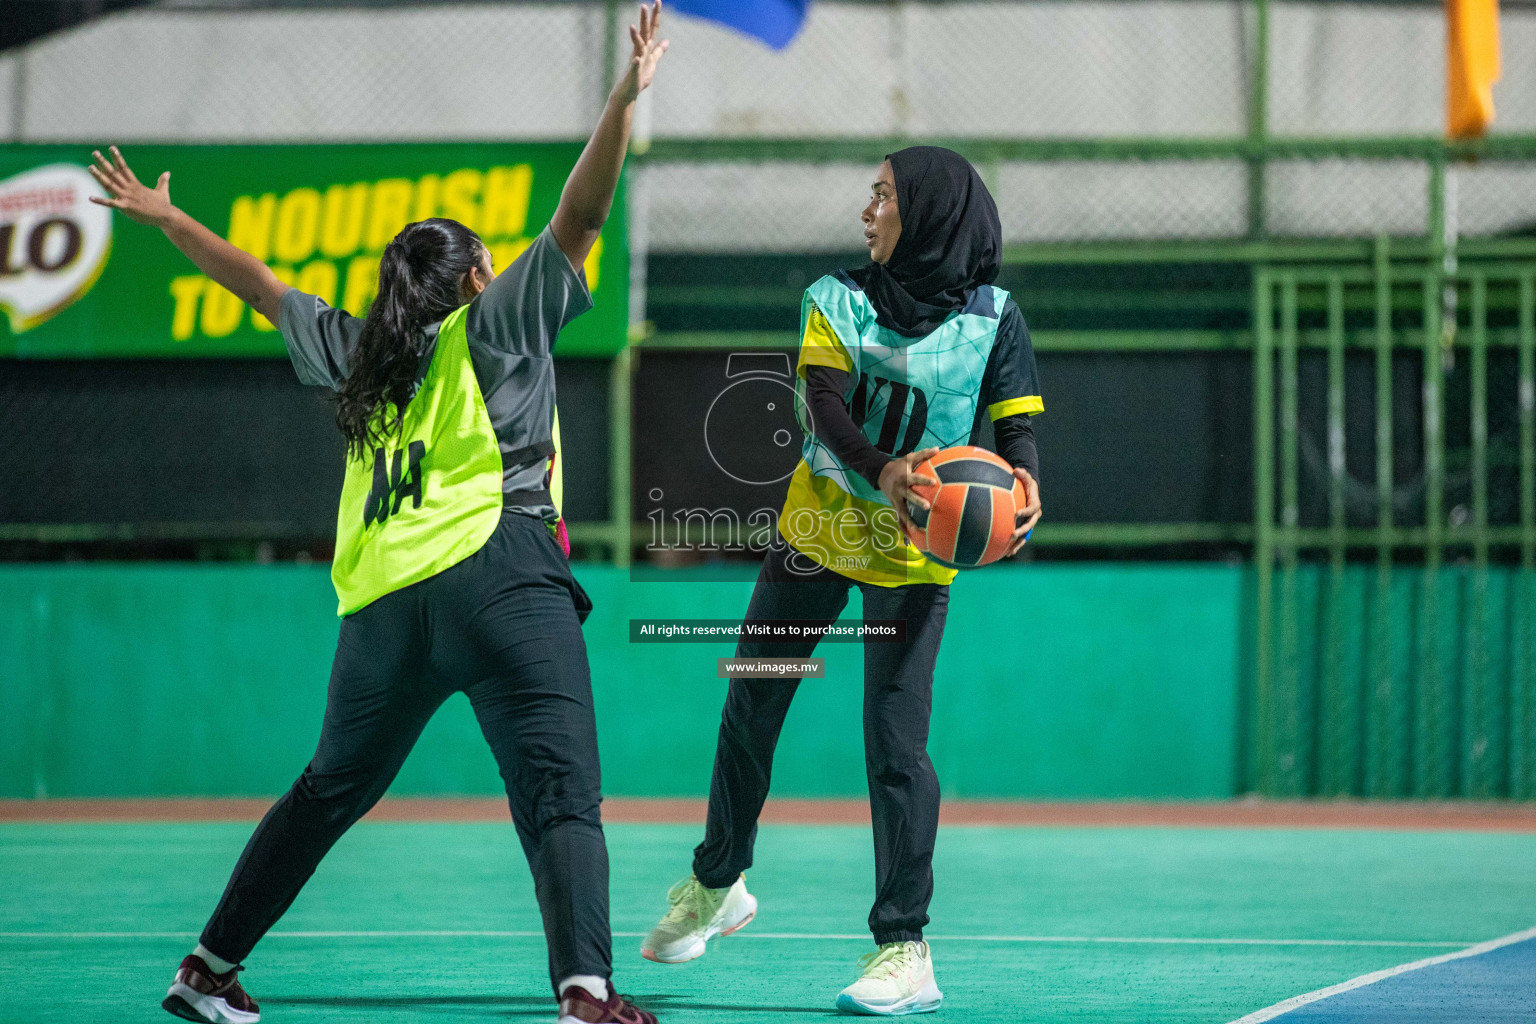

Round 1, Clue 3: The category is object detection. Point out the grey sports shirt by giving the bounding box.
[277,225,593,522]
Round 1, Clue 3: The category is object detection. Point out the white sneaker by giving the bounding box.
[835,940,943,1016]
[639,874,757,964]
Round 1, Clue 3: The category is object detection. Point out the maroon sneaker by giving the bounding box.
[557,984,657,1024]
[162,955,260,1023]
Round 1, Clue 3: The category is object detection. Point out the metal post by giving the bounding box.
[1441,165,1460,372]
[1246,0,1270,239]
[1515,274,1536,799]
[609,345,633,568]
[1253,269,1276,794]
[1323,275,1350,794]
[1370,236,1399,796]
[1415,154,1449,799]
[605,0,628,569]
[1467,273,1491,796]
[1278,274,1302,794]
[1521,274,1536,574]
[1418,266,1447,797]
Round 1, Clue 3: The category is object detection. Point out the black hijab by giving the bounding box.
[847,146,1002,338]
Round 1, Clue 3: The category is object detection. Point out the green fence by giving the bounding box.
[576,132,1536,801]
[5,1,1536,803]
[567,129,1536,561]
[1253,255,1536,799]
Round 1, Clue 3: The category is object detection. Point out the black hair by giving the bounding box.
[334,218,485,459]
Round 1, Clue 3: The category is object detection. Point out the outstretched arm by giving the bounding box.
[549,1,669,272]
[88,146,289,324]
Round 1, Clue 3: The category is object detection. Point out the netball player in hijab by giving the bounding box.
[640,147,1043,1015]
[89,6,668,1023]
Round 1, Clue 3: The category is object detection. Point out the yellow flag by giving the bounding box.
[1447,0,1502,139]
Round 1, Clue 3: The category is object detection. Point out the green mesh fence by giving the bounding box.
[8,1,1536,245]
[6,0,1536,800]
[1253,263,1536,798]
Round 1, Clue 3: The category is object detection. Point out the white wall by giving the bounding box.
[4,1,1533,248]
[1271,1,1536,137]
[12,3,604,141]
[10,1,1533,142]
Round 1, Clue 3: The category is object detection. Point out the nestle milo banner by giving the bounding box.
[0,143,627,358]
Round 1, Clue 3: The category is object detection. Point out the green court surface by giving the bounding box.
[2,822,1534,1024]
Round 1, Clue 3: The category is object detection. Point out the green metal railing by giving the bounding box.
[568,231,1536,561]
[1252,256,1536,799]
[5,0,1535,803]
[634,134,1536,167]
[572,97,1536,557]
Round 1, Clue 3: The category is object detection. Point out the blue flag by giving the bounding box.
[668,0,810,50]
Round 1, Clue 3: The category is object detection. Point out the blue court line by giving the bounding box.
[1228,926,1536,1024]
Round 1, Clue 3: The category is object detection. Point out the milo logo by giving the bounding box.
[0,164,112,333]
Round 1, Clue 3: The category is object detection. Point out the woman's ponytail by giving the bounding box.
[335,218,485,459]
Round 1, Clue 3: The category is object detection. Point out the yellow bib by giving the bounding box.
[332,305,504,615]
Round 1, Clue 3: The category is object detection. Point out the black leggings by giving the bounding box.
[199,511,609,991]
[692,539,950,944]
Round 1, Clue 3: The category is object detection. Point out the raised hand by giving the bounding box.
[551,2,669,269]
[615,1,669,104]
[86,145,289,322]
[87,147,174,228]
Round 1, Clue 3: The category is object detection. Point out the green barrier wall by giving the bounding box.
[0,563,1243,800]
[1255,565,1536,800]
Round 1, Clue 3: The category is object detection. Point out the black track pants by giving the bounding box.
[692,540,950,944]
[199,511,609,990]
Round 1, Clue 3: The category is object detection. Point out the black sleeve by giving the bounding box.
[980,299,1043,419]
[979,298,1042,480]
[804,364,891,491]
[993,413,1039,483]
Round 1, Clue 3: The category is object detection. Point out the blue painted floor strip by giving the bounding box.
[1232,928,1536,1024]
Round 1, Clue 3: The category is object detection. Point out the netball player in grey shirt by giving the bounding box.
[88,6,669,1023]
[283,218,584,526]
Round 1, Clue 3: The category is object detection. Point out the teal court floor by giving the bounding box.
[2,821,1535,1023]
